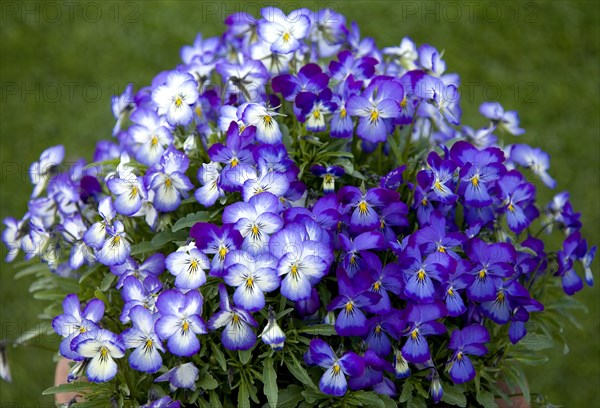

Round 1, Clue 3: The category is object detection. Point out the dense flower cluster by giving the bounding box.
[3,7,596,407]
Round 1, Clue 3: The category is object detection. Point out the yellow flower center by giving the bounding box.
[151,135,159,146]
[145,339,153,348]
[411,329,419,339]
[417,269,426,281]
[447,287,454,296]
[400,96,408,108]
[471,174,480,187]
[457,351,463,361]
[508,203,515,212]
[251,225,260,237]
[438,245,446,253]
[370,109,379,122]
[333,364,341,374]
[497,291,505,302]
[246,277,254,288]
[263,115,272,125]
[345,302,354,313]
[165,178,172,188]
[375,324,382,334]
[182,321,190,332]
[100,347,108,358]
[291,264,299,277]
[218,246,228,260]
[340,107,347,118]
[478,269,486,279]
[358,200,369,214]
[373,281,381,291]
[313,109,321,119]
[231,157,239,167]
[175,96,184,107]
[282,32,291,43]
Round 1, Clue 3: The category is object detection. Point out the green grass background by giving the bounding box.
[1,0,598,406]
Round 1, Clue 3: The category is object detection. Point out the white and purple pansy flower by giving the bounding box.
[257,7,311,54]
[269,222,332,301]
[223,250,279,311]
[122,305,164,373]
[166,242,210,290]
[190,222,243,276]
[151,71,199,126]
[222,192,283,254]
[52,294,105,361]
[155,362,199,392]
[71,329,125,382]
[147,146,194,212]
[207,284,258,351]
[127,108,173,166]
[154,289,207,356]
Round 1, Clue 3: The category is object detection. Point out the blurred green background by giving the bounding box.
[1,0,598,406]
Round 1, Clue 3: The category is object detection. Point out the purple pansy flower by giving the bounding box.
[154,289,206,356]
[465,238,516,302]
[416,152,458,204]
[190,222,244,277]
[147,147,194,212]
[401,302,447,364]
[510,144,556,189]
[52,295,105,361]
[479,102,525,136]
[151,71,199,126]
[346,80,403,143]
[208,284,258,351]
[155,362,199,391]
[257,7,311,54]
[166,242,210,290]
[327,269,381,337]
[304,338,365,397]
[448,325,490,384]
[122,305,164,373]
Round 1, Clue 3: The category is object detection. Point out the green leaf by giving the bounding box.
[33,290,72,301]
[508,354,549,366]
[238,381,251,408]
[351,391,386,408]
[79,263,102,283]
[211,342,227,372]
[276,384,304,408]
[172,211,210,232]
[263,357,278,408]
[514,332,554,351]
[441,383,467,407]
[239,348,253,365]
[476,390,498,408]
[100,272,116,292]
[399,380,414,403]
[14,263,49,280]
[503,364,530,403]
[298,324,336,336]
[407,395,428,408]
[301,389,328,404]
[209,390,224,408]
[285,354,317,390]
[199,373,219,390]
[42,382,97,395]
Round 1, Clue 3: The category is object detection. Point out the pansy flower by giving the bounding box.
[190,222,243,276]
[257,7,311,54]
[327,269,381,336]
[510,144,556,189]
[270,222,332,301]
[401,302,447,363]
[447,325,490,384]
[151,71,199,126]
[416,152,458,204]
[29,145,65,198]
[122,305,164,373]
[223,250,279,311]
[154,289,206,356]
[496,170,539,234]
[222,192,283,254]
[166,242,210,290]
[260,307,286,350]
[465,238,516,301]
[346,79,403,143]
[338,186,399,233]
[479,101,525,136]
[208,284,258,351]
[146,147,194,212]
[71,329,125,382]
[52,295,105,361]
[127,108,173,166]
[304,338,365,397]
[155,362,199,392]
